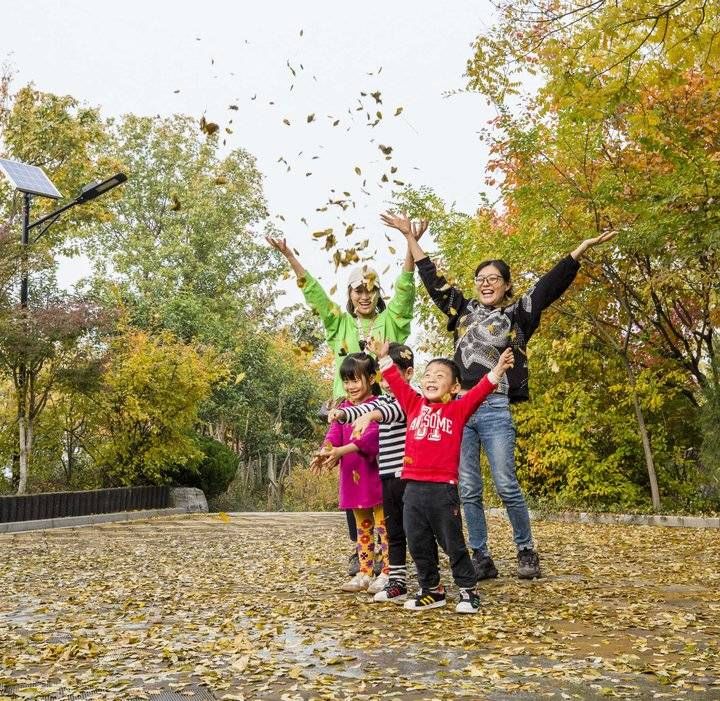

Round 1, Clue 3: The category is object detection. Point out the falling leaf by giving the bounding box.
[218,512,231,523]
[169,194,181,211]
[214,176,229,185]
[299,28,304,36]
[307,113,315,123]
[354,166,362,176]
[394,106,403,116]
[378,145,393,156]
[370,91,382,104]
[282,118,291,126]
[329,284,337,295]
[296,276,307,288]
[173,89,180,94]
[332,119,340,126]
[228,104,239,110]
[388,245,396,254]
[199,116,219,135]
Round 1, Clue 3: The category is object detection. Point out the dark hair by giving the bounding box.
[426,357,462,385]
[339,352,380,395]
[474,259,513,300]
[346,285,387,317]
[388,342,414,370]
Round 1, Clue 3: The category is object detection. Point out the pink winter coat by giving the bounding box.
[325,397,382,510]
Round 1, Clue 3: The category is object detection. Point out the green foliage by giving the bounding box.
[170,434,239,499]
[92,325,226,486]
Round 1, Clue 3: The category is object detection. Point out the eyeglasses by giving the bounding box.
[474,274,503,286]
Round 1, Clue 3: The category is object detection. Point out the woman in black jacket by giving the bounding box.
[382,211,615,580]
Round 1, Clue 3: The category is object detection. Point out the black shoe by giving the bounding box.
[347,551,360,577]
[472,550,498,581]
[517,548,541,579]
[404,586,446,611]
[455,587,481,614]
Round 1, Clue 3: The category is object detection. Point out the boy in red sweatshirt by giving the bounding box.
[375,341,514,613]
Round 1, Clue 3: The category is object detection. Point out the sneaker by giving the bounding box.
[373,580,407,604]
[455,588,481,614]
[472,550,498,581]
[341,572,372,592]
[517,548,541,579]
[367,572,389,594]
[347,551,360,577]
[403,586,446,611]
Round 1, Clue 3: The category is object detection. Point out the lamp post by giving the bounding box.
[0,160,127,493]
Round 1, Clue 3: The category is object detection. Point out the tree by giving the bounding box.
[89,325,226,486]
[86,114,279,335]
[448,0,720,509]
[0,80,120,493]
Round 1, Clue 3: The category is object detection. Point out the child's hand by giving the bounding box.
[351,414,375,438]
[327,408,345,424]
[380,211,413,238]
[310,442,333,473]
[369,338,390,358]
[320,446,342,470]
[492,347,515,379]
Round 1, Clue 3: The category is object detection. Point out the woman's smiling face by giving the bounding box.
[349,284,378,318]
[474,264,511,307]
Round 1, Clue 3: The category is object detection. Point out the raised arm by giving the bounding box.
[455,348,514,423]
[570,229,617,261]
[266,236,306,279]
[381,212,428,265]
[266,236,342,338]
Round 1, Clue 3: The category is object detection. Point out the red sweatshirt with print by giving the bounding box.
[380,362,498,484]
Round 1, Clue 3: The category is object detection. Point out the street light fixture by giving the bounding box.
[0,159,127,307]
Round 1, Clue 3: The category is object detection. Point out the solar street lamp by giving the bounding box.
[0,159,127,308]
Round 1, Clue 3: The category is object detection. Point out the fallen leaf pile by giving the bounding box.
[1,513,718,700]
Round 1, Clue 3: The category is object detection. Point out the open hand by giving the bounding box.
[265,236,292,258]
[380,211,413,237]
[351,413,375,438]
[411,218,429,241]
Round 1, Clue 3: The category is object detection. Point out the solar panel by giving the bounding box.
[0,158,62,199]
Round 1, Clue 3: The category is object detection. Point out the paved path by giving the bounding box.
[1,512,718,700]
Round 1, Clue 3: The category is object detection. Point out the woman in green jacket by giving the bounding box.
[266,219,426,398]
[266,219,426,574]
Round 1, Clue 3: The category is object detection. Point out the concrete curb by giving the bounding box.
[0,508,188,534]
[487,507,720,529]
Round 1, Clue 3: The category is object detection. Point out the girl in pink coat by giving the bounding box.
[316,353,387,592]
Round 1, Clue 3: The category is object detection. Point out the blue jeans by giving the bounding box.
[459,393,533,554]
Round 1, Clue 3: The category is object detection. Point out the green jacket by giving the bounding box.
[302,270,416,398]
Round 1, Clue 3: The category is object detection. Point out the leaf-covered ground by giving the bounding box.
[1,513,718,700]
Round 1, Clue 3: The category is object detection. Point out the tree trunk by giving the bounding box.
[18,415,28,495]
[624,370,661,511]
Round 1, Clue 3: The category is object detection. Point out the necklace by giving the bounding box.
[355,314,380,351]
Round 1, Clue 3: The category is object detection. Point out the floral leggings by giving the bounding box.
[353,505,389,575]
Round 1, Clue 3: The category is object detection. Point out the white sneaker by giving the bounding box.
[340,572,371,592]
[367,573,389,594]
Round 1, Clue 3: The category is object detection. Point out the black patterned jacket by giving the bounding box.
[416,255,580,403]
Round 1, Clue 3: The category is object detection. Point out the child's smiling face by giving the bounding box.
[421,362,459,403]
[343,374,372,403]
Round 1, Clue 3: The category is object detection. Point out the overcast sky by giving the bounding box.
[4,0,498,304]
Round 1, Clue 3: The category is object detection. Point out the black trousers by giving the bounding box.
[346,509,357,542]
[403,480,476,590]
[382,476,407,568]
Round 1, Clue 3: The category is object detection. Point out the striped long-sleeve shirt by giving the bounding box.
[338,395,406,479]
